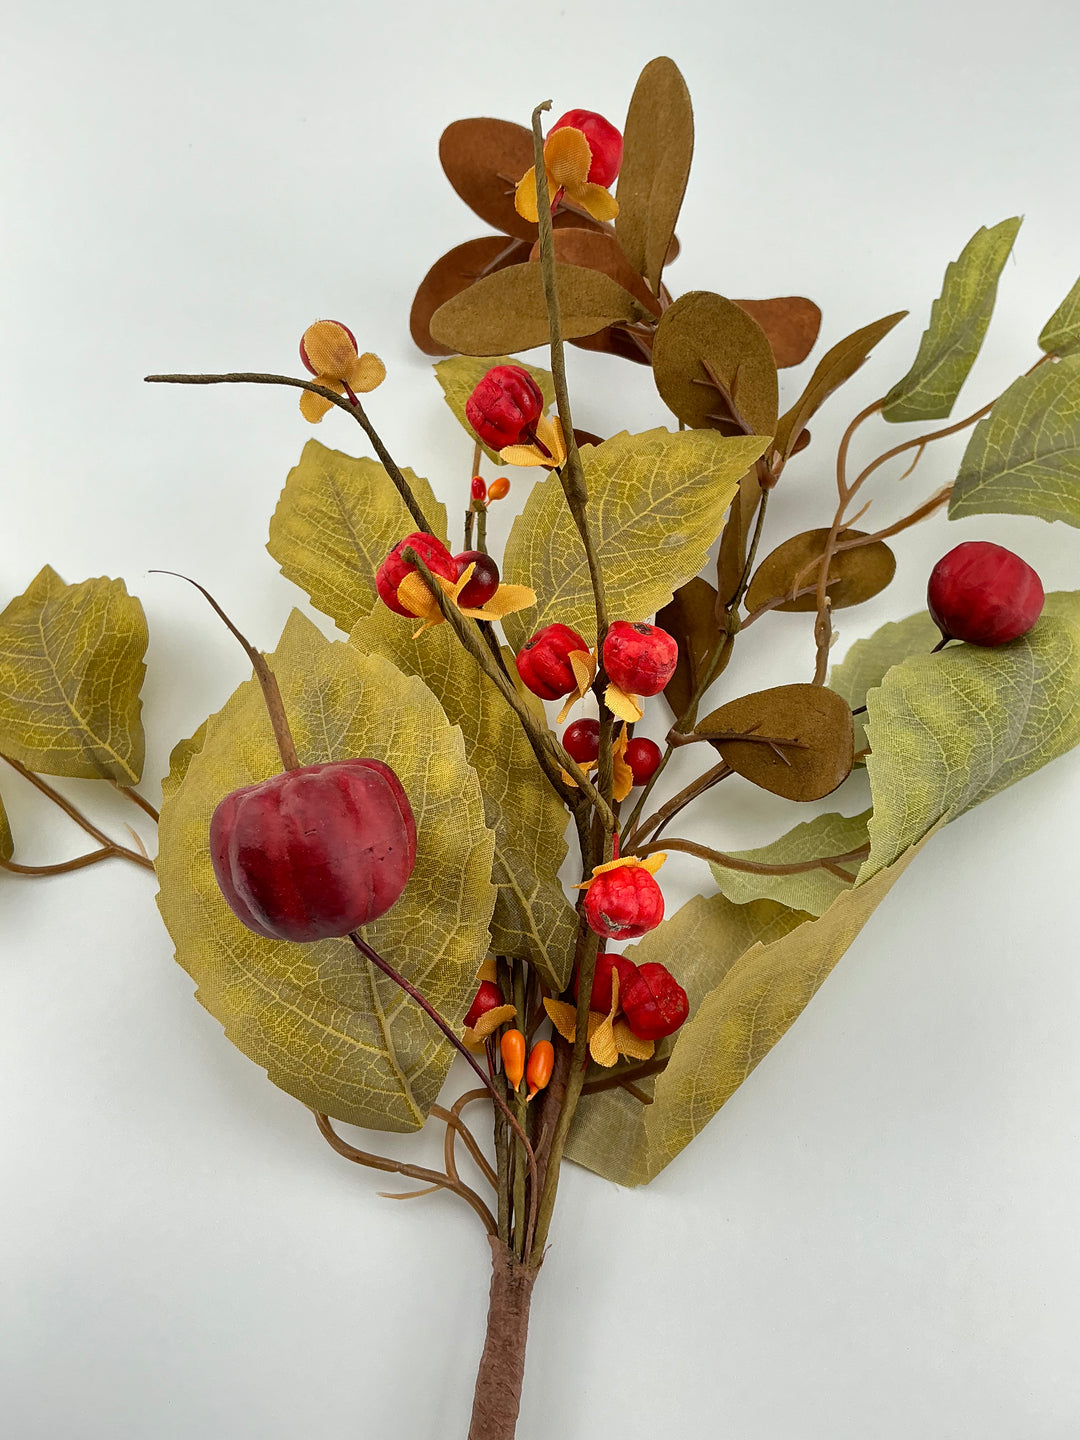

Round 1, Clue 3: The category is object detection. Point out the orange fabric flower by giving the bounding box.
[515,127,619,225]
[299,320,385,423]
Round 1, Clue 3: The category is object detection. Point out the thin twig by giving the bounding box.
[0,754,155,871]
[112,784,160,823]
[626,836,869,877]
[432,1093,498,1192]
[0,847,121,877]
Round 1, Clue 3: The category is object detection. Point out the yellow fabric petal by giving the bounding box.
[543,997,579,1044]
[470,1004,517,1041]
[476,958,499,984]
[395,572,445,636]
[613,1021,655,1062]
[461,583,537,622]
[588,970,621,1068]
[498,442,551,469]
[572,181,620,223]
[639,852,667,876]
[299,377,343,423]
[301,321,357,379]
[555,692,581,725]
[545,127,592,190]
[574,854,667,889]
[570,648,597,693]
[534,414,568,466]
[514,166,539,222]
[605,683,643,723]
[346,351,386,393]
[612,724,634,803]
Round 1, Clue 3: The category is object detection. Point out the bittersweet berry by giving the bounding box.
[620,962,689,1041]
[211,759,416,943]
[453,551,501,608]
[573,950,638,1014]
[470,476,487,503]
[602,621,679,697]
[297,319,385,423]
[550,109,623,187]
[501,1029,526,1091]
[376,532,457,617]
[562,718,600,765]
[465,365,544,452]
[486,476,511,502]
[516,623,590,701]
[584,865,665,941]
[927,541,1045,647]
[464,979,506,1029]
[625,736,662,785]
[526,1040,555,1099]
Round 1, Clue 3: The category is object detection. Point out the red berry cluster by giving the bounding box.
[575,950,688,1041]
[375,532,503,615]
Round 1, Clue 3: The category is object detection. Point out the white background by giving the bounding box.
[3,3,1080,1436]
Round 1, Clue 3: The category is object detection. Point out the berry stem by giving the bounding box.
[0,753,156,872]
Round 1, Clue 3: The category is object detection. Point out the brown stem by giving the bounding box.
[0,754,156,871]
[581,1056,670,1095]
[627,836,869,877]
[623,760,732,851]
[467,1236,539,1440]
[314,1112,496,1235]
[0,847,126,877]
[112,783,160,823]
[144,372,436,536]
[432,1093,498,1192]
[150,572,300,771]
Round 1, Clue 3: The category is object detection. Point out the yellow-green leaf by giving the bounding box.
[615,56,694,292]
[566,892,809,1186]
[861,600,1080,878]
[0,566,147,784]
[0,785,12,861]
[267,440,448,634]
[348,608,576,988]
[708,809,871,917]
[1038,274,1080,358]
[882,218,1021,423]
[434,355,554,464]
[156,610,496,1132]
[948,354,1080,527]
[429,262,648,357]
[829,609,941,753]
[501,428,768,650]
[773,312,908,461]
[652,290,778,435]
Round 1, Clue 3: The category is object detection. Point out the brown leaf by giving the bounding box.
[570,325,653,366]
[772,311,908,462]
[733,297,822,369]
[574,428,605,448]
[616,57,694,292]
[528,229,661,316]
[429,261,649,357]
[696,683,854,800]
[410,236,531,355]
[656,577,720,719]
[717,468,764,606]
[745,528,896,614]
[652,291,778,436]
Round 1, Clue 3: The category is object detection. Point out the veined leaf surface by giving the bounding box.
[709,809,871,917]
[1038,274,1080,358]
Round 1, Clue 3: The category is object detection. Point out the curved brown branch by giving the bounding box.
[432,1092,498,1192]
[313,1112,496,1235]
[112,784,160,823]
[0,847,120,877]
[626,836,869,879]
[0,754,156,871]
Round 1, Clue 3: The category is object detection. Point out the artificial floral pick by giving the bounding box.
[297,319,385,421]
[394,559,535,637]
[515,124,619,224]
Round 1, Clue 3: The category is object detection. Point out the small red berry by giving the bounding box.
[516,623,590,701]
[927,541,1044,647]
[210,759,416,943]
[486,476,511,502]
[573,950,638,1014]
[550,109,623,187]
[563,718,600,765]
[453,550,501,608]
[602,621,678,697]
[620,962,689,1041]
[464,980,506,1029]
[624,736,662,785]
[470,476,487,503]
[465,365,544,451]
[299,319,357,374]
[376,532,457,617]
[584,865,665,941]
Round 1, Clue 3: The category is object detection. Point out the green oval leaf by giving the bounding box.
[156,610,496,1132]
[434,354,554,464]
[652,290,778,435]
[1038,274,1080,358]
[615,56,694,292]
[267,440,448,634]
[429,262,648,357]
[708,808,871,918]
[949,354,1080,527]
[0,566,147,784]
[881,217,1021,423]
[500,428,768,650]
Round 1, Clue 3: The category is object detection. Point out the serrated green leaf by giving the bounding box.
[156,610,496,1132]
[829,609,942,752]
[948,354,1080,527]
[0,566,147,784]
[615,56,694,292]
[267,440,448,634]
[708,809,871,917]
[162,719,209,802]
[1038,274,1080,358]
[501,428,768,650]
[429,262,648,357]
[348,607,576,988]
[861,601,1080,878]
[882,218,1021,423]
[566,892,808,1186]
[434,355,555,464]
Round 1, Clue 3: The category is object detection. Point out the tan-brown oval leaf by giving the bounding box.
[430,262,648,357]
[528,229,661,316]
[745,528,896,614]
[410,236,531,355]
[696,683,854,801]
[733,297,822,369]
[653,291,778,436]
[570,326,653,366]
[616,57,694,291]
[656,576,720,720]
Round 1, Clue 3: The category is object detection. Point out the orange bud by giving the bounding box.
[486,476,510,502]
[500,1029,526,1091]
[526,1040,555,1099]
